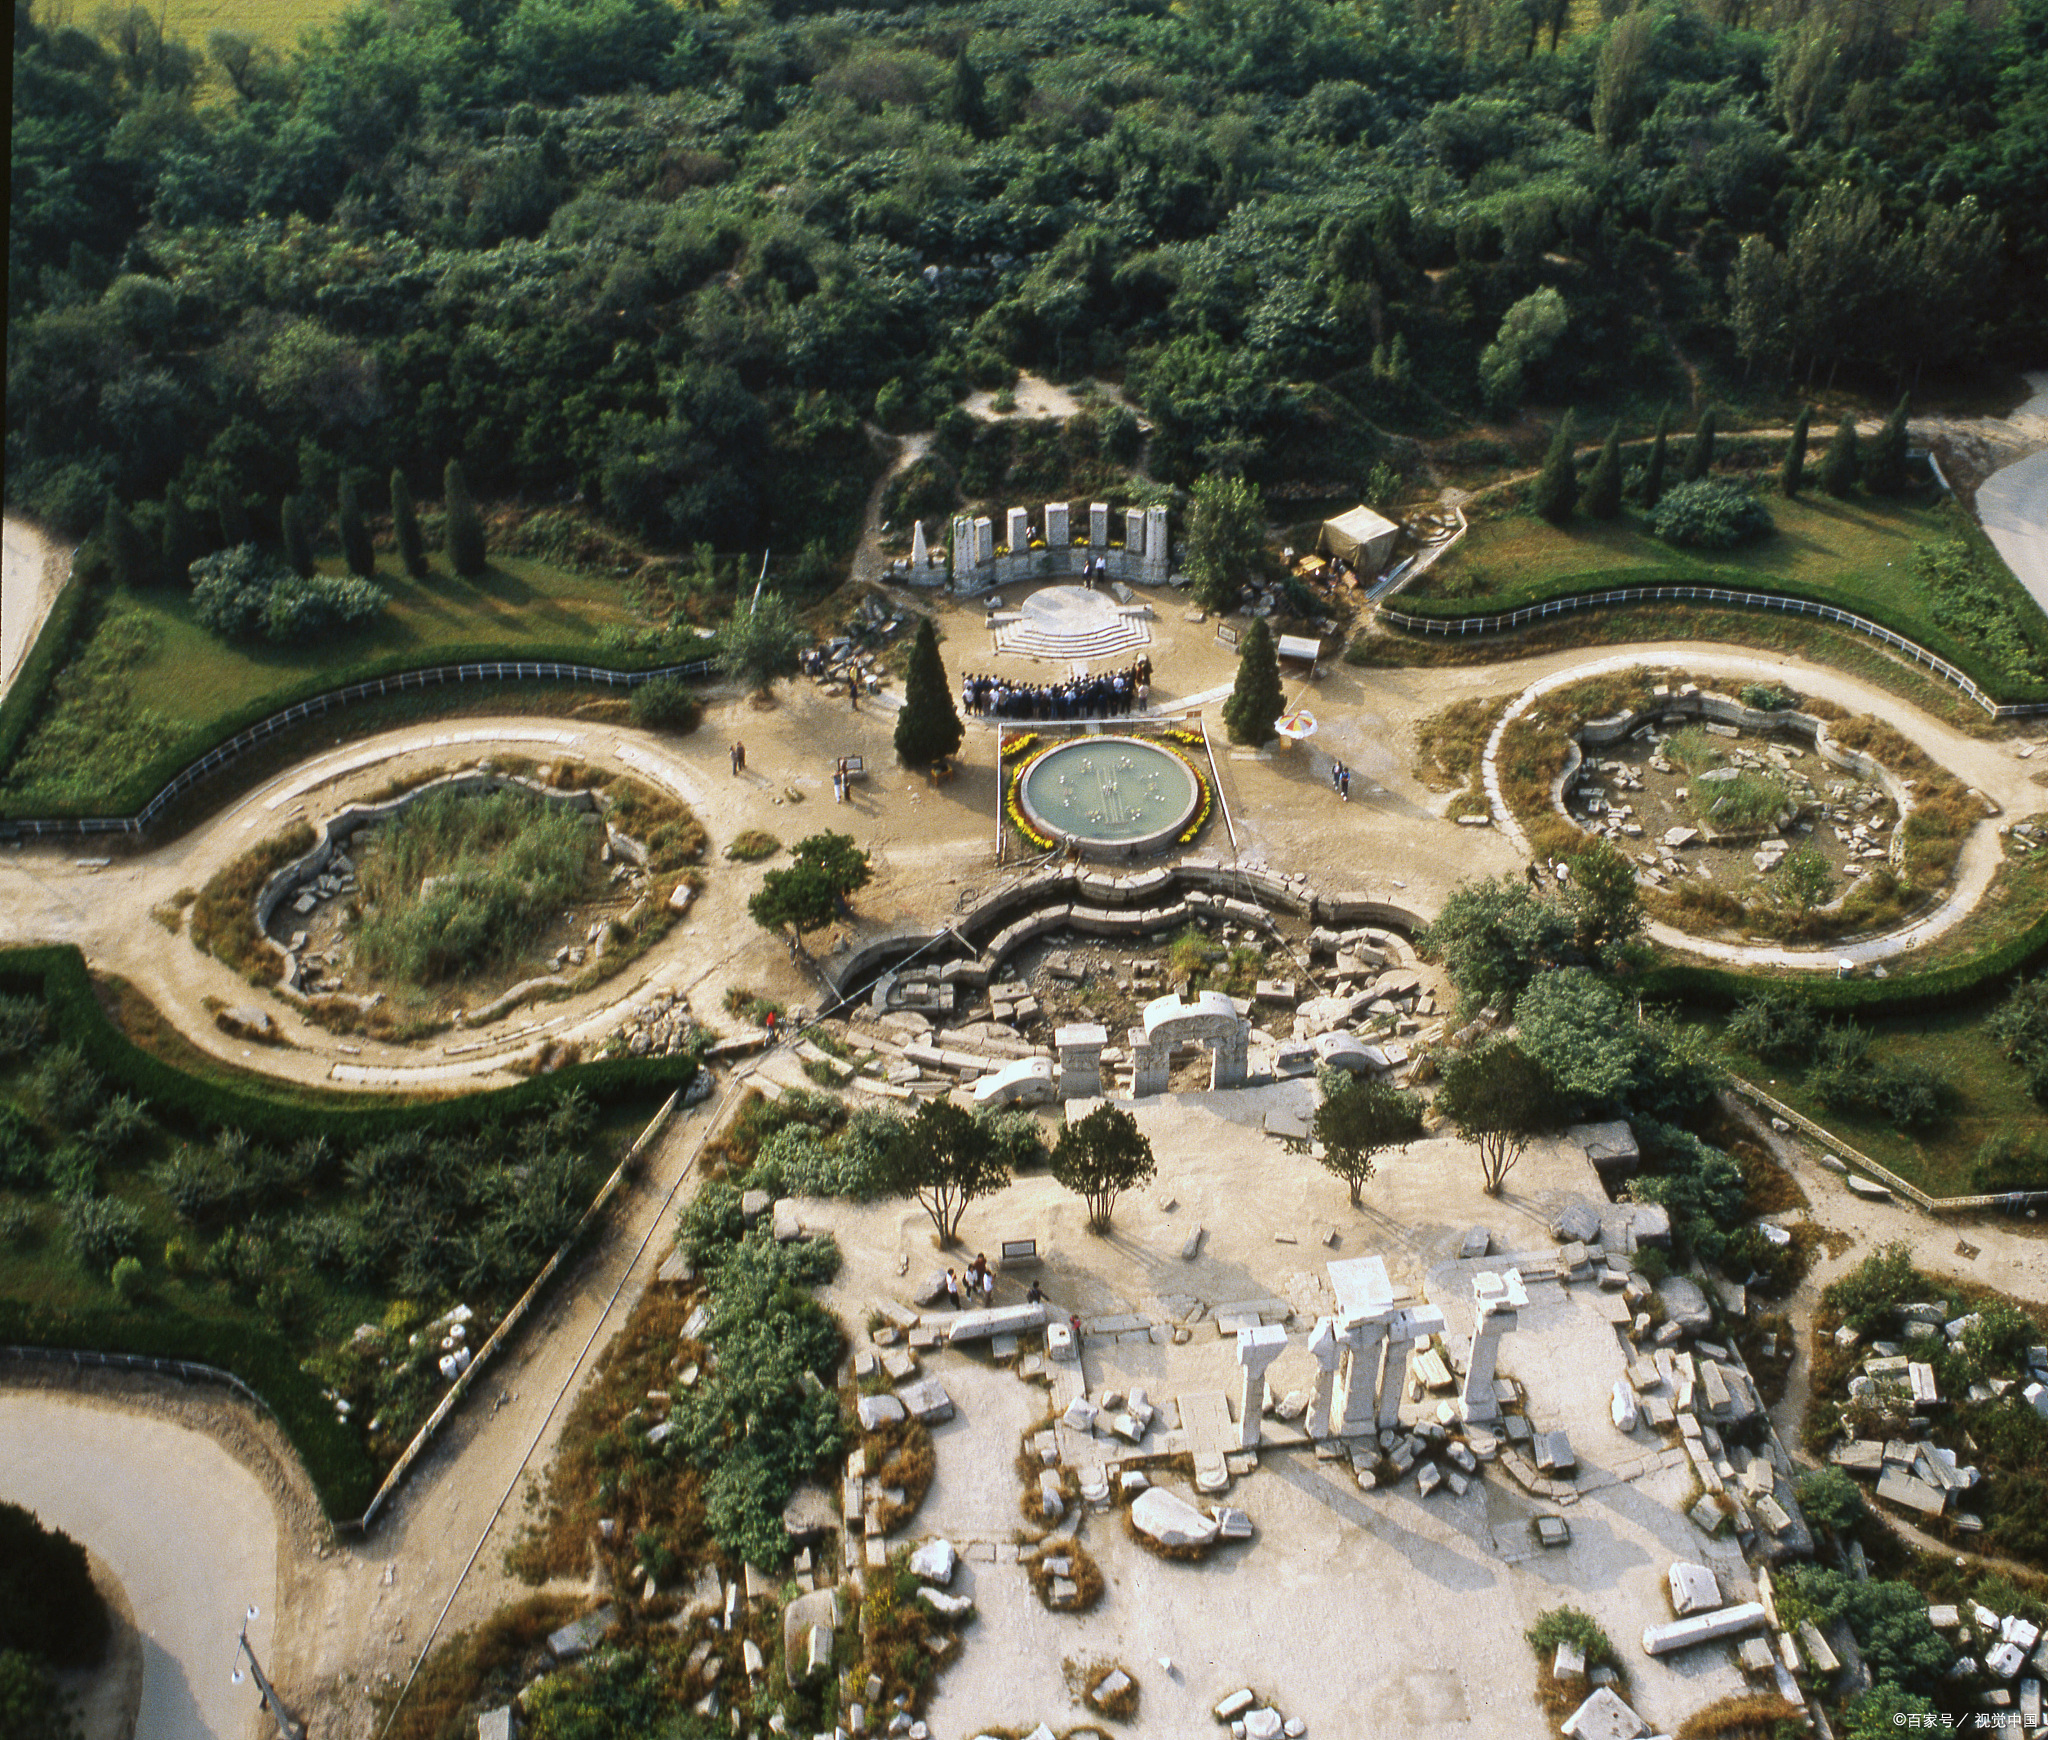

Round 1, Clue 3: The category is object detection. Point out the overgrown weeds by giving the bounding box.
[190,822,315,984]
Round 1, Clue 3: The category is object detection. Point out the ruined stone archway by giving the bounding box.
[1128,990,1250,1095]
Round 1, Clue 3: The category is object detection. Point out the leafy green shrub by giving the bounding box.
[1778,1567,1950,1693]
[64,1194,144,1271]
[749,1110,893,1201]
[1628,1123,1747,1263]
[1823,1241,1918,1336]
[0,1502,109,1669]
[110,1255,145,1303]
[1525,1606,1615,1666]
[1961,1302,2037,1370]
[31,1045,104,1131]
[628,677,702,734]
[1739,683,1795,711]
[1728,988,1822,1061]
[1651,480,1773,550]
[0,994,50,1062]
[1988,971,2048,1104]
[265,571,387,643]
[1916,539,2048,684]
[0,1205,34,1248]
[1974,1128,2048,1193]
[1809,1023,1957,1130]
[0,1107,45,1190]
[189,545,384,644]
[1795,1465,1866,1532]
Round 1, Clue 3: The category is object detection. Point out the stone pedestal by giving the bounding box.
[1144,505,1170,580]
[1090,502,1110,547]
[1055,1023,1109,1100]
[1459,1271,1527,1423]
[1209,1020,1250,1090]
[1128,1028,1169,1097]
[1377,1306,1447,1431]
[1305,1317,1342,1439]
[973,517,994,565]
[952,515,975,576]
[1332,1311,1391,1436]
[910,520,928,569]
[1006,507,1031,553]
[1125,507,1147,554]
[1235,1323,1289,1449]
[1046,502,1070,547]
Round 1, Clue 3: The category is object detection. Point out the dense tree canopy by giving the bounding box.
[9,0,2042,564]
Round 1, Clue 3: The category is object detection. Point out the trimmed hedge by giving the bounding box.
[0,576,90,789]
[1,636,707,822]
[1388,563,2048,708]
[0,1297,376,1518]
[1642,901,2048,1017]
[0,945,698,1142]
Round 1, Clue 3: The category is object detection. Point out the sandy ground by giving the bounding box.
[0,1389,282,1740]
[2,515,69,699]
[1974,372,2048,618]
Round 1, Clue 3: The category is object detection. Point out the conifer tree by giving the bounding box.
[281,493,316,578]
[338,476,375,577]
[1580,421,1623,519]
[1778,407,1811,497]
[1681,406,1717,482]
[444,459,487,577]
[1862,395,1911,495]
[217,483,253,551]
[160,492,201,578]
[894,617,964,769]
[390,469,428,578]
[1530,409,1578,524]
[1641,406,1671,508]
[1819,418,1859,498]
[1221,616,1284,747]
[99,499,153,588]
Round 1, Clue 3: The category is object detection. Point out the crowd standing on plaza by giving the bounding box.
[962,659,1153,721]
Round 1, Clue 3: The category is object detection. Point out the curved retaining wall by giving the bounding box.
[821,860,1425,1000]
[1378,586,2048,721]
[0,654,714,843]
[254,770,603,989]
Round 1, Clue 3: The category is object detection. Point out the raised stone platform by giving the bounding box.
[993,584,1153,663]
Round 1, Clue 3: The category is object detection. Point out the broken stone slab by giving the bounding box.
[1560,1686,1649,1740]
[1216,1690,1257,1721]
[771,1199,803,1242]
[1243,1710,1284,1740]
[547,1605,617,1662]
[909,1539,957,1584]
[1669,1562,1722,1617]
[782,1589,840,1689]
[1535,1515,1572,1549]
[1535,1431,1577,1475]
[946,1303,1049,1343]
[857,1394,906,1430]
[1130,1485,1219,1549]
[1656,1275,1714,1334]
[917,1587,974,1619]
[895,1379,955,1425]
[1611,1382,1639,1433]
[1555,1641,1587,1681]
[1212,1505,1253,1540]
[1550,1202,1601,1245]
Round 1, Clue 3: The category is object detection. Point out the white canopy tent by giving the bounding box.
[1319,505,1400,573]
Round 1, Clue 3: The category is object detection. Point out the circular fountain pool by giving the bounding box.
[1016,736,1201,858]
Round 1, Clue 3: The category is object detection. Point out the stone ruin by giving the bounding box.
[949,500,1170,595]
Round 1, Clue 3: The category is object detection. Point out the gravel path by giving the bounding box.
[2,515,68,698]
[1975,372,2048,619]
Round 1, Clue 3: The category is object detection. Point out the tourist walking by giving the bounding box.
[848,669,861,709]
[731,740,745,775]
[1339,766,1351,802]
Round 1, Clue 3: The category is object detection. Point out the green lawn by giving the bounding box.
[1403,493,2048,696]
[1713,1006,2040,1199]
[1,554,653,816]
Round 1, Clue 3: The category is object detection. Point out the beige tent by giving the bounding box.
[1320,505,1399,572]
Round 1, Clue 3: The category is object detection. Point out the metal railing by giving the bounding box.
[0,655,715,842]
[1377,586,2048,721]
[0,1344,277,1416]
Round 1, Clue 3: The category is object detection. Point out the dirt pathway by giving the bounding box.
[2,514,69,698]
[1972,372,2048,617]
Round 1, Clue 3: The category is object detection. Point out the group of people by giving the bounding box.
[934,1257,1049,1310]
[962,658,1153,721]
[1329,759,1351,801]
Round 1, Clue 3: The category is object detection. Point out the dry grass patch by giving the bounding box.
[726,829,781,861]
[865,1416,936,1533]
[1024,1538,1104,1613]
[1067,1656,1141,1721]
[1672,1693,1803,1740]
[384,1592,588,1740]
[505,1283,709,1585]
[190,822,314,984]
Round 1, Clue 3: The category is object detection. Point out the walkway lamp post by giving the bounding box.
[233,1605,307,1740]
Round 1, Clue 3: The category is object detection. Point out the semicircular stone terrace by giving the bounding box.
[1017,736,1198,858]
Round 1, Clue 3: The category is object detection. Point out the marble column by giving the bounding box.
[1459,1271,1527,1423]
[1235,1323,1289,1449]
[1305,1317,1342,1439]
[1332,1311,1390,1436]
[1377,1305,1447,1432]
[1209,1019,1250,1090]
[1144,504,1170,580]
[1128,1029,1168,1097]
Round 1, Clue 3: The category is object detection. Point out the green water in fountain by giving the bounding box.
[1018,737,1199,848]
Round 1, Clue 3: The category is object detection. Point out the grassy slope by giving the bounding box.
[123,555,643,730]
[156,0,357,53]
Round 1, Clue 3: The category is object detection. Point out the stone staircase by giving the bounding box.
[993,609,1152,662]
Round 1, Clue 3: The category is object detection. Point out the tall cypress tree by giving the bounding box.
[1681,406,1717,482]
[337,476,375,577]
[444,459,487,577]
[1863,394,1912,495]
[1819,418,1859,498]
[391,469,428,578]
[1778,407,1811,498]
[1580,421,1623,519]
[1641,406,1670,507]
[160,492,201,579]
[217,482,253,551]
[99,499,153,588]
[1530,409,1577,524]
[281,493,316,578]
[1221,616,1284,747]
[894,617,964,769]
